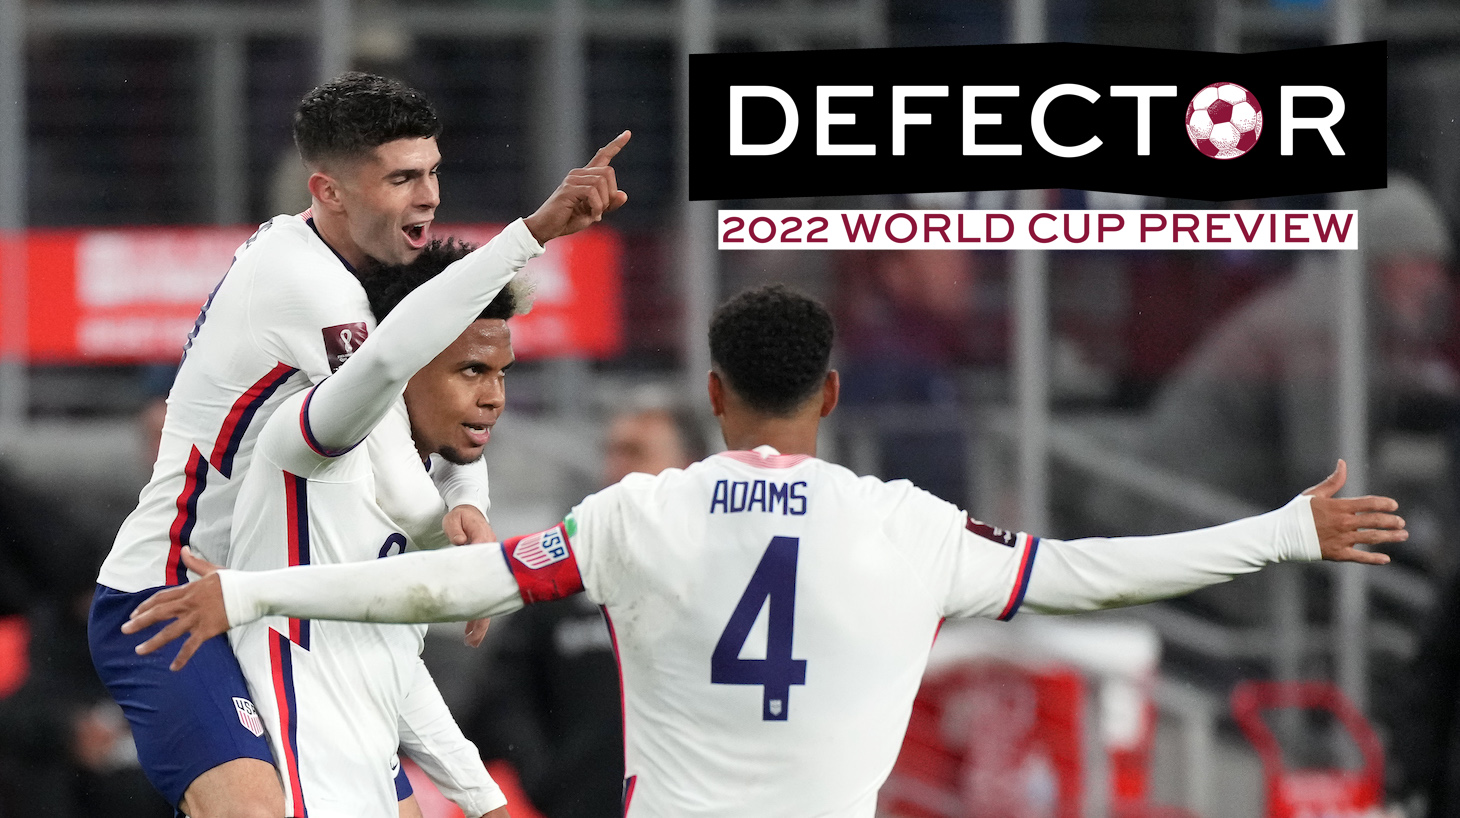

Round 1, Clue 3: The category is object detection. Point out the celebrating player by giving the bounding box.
[221,230,527,816]
[126,285,1404,818]
[213,136,621,815]
[89,67,626,818]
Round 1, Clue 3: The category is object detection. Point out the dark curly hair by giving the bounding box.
[356,237,517,323]
[708,284,834,416]
[294,72,442,166]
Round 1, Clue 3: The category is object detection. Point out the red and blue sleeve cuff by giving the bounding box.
[996,535,1040,621]
[298,385,366,458]
[500,523,585,604]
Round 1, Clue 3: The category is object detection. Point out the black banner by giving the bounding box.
[689,42,1386,202]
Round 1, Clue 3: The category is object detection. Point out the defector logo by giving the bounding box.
[689,42,1385,201]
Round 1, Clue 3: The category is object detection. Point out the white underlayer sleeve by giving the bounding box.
[304,219,543,455]
[1021,493,1322,615]
[431,458,491,520]
[398,658,506,818]
[219,542,525,627]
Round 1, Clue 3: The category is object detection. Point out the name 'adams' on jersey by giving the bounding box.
[560,446,1038,818]
[100,213,376,593]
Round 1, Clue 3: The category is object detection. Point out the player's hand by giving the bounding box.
[122,547,231,670]
[1302,459,1406,565]
[444,504,493,546]
[442,506,496,647]
[523,130,630,244]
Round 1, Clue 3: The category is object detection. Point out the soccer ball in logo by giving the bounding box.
[1185,82,1263,159]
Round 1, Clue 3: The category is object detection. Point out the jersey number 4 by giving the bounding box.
[710,536,808,721]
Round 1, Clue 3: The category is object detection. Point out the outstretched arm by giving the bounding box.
[123,545,525,670]
[1020,461,1403,614]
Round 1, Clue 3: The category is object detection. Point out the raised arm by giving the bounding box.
[303,130,631,456]
[301,221,540,456]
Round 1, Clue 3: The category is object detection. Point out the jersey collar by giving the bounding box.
[303,211,360,275]
[716,446,811,469]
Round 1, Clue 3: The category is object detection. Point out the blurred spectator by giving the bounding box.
[1093,175,1459,687]
[838,246,984,503]
[0,411,171,818]
[603,405,707,485]
[1391,564,1460,818]
[471,402,704,818]
[0,586,170,818]
[0,467,74,619]
[1132,176,1456,529]
[0,366,179,817]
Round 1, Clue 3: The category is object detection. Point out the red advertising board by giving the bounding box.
[0,223,622,363]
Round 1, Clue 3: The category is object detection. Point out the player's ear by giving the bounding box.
[819,370,839,418]
[707,370,726,417]
[307,170,344,212]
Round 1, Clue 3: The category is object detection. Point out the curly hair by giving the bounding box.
[293,72,442,166]
[355,237,519,323]
[708,284,835,416]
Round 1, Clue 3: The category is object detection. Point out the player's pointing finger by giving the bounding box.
[587,130,631,168]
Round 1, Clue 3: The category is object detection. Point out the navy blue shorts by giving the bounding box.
[395,763,413,800]
[88,584,276,807]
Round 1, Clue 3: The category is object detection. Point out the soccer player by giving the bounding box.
[126,285,1405,818]
[222,230,529,817]
[88,68,627,818]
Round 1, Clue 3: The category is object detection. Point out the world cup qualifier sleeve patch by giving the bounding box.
[501,523,585,604]
[322,322,368,374]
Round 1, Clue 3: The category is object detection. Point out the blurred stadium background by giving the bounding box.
[0,0,1459,816]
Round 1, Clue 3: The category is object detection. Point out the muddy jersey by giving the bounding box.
[554,447,1036,818]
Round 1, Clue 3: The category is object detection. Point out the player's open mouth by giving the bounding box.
[403,222,430,249]
[463,423,491,446]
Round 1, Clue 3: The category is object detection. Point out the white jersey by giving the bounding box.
[563,448,1036,817]
[99,212,486,593]
[227,219,542,817]
[220,445,1321,818]
[228,392,502,818]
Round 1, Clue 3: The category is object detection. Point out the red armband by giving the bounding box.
[500,523,585,604]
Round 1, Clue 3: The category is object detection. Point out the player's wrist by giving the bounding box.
[217,569,262,628]
[522,210,554,245]
[1284,493,1323,562]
